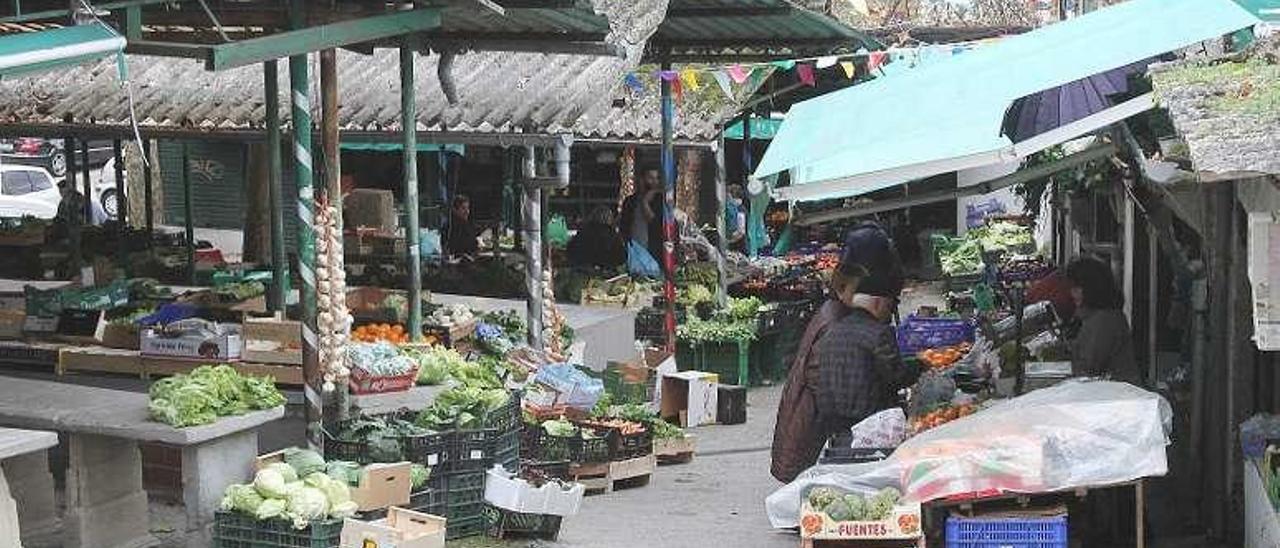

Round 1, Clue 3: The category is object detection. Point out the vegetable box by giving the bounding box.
[340,507,445,548]
[483,466,584,516]
[141,326,243,361]
[347,364,418,395]
[257,451,412,513]
[799,499,923,541]
[242,316,302,365]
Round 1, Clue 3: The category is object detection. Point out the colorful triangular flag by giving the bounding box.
[657,70,679,82]
[796,63,816,87]
[712,70,734,99]
[867,51,887,72]
[815,56,838,69]
[671,78,684,102]
[679,69,701,91]
[839,61,856,79]
[624,73,644,93]
[748,67,768,90]
[727,65,751,84]
[770,60,796,71]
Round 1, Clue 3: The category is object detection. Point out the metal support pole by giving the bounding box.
[1123,178,1135,324]
[66,136,82,273]
[80,140,90,225]
[289,44,321,449]
[713,133,729,307]
[400,44,423,341]
[112,140,126,226]
[659,60,677,353]
[1147,223,1158,387]
[320,49,342,221]
[522,147,544,350]
[265,60,288,312]
[742,111,756,257]
[143,139,154,242]
[180,142,195,284]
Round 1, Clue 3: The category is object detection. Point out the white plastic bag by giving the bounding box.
[848,408,908,449]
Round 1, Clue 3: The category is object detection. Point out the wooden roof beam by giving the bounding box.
[206,8,440,70]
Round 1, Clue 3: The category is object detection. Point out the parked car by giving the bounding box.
[95,157,124,219]
[0,165,61,219]
[0,137,114,178]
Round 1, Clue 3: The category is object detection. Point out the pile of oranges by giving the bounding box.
[352,323,409,344]
[910,403,978,433]
[917,342,971,370]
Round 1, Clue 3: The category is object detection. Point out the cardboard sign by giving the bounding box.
[799,501,923,540]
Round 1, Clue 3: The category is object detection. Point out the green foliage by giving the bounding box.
[677,316,756,343]
[147,365,285,428]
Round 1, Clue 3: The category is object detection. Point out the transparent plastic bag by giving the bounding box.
[768,379,1171,528]
[848,408,908,449]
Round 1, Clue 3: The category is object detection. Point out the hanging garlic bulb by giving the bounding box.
[314,202,351,391]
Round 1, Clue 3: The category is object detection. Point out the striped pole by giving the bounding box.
[290,51,321,450]
[660,61,677,353]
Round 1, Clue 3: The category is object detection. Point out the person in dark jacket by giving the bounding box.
[567,206,626,271]
[815,223,919,439]
[446,194,479,257]
[618,168,665,270]
[1065,256,1140,385]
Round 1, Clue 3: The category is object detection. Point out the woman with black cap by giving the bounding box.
[770,222,919,481]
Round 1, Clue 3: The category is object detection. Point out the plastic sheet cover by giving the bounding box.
[767,380,1172,528]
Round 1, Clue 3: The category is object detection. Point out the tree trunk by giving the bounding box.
[242,143,271,264]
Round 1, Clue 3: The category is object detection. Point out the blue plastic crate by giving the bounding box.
[896,314,976,354]
[945,515,1068,548]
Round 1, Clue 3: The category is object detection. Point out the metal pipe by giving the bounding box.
[1147,223,1158,387]
[288,37,320,449]
[143,139,153,241]
[79,139,90,224]
[180,141,194,284]
[659,60,677,353]
[713,133,728,307]
[264,59,287,312]
[112,139,125,226]
[522,146,544,350]
[66,135,82,273]
[400,43,423,341]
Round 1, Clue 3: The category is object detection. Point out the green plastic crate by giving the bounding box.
[482,505,564,541]
[212,511,343,548]
[676,339,751,386]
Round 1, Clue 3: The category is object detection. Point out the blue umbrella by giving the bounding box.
[1000,57,1161,143]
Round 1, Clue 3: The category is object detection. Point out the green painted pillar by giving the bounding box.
[401,43,423,341]
[290,48,321,448]
[265,59,288,312]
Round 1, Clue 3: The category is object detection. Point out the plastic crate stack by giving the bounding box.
[945,515,1068,548]
[212,511,344,548]
[482,504,565,541]
[521,423,616,465]
[489,391,522,473]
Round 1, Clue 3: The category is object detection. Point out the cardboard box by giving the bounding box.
[660,371,718,428]
[799,499,922,541]
[242,316,302,365]
[350,463,413,512]
[0,309,25,340]
[100,322,140,350]
[58,346,143,376]
[340,507,445,548]
[345,189,398,231]
[484,467,584,517]
[141,326,242,361]
[56,308,106,345]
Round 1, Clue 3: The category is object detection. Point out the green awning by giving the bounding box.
[0,24,125,80]
[340,141,465,154]
[724,117,783,141]
[758,0,1260,202]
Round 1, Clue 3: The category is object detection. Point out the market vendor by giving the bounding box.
[1065,256,1140,384]
[567,206,626,271]
[445,194,479,257]
[725,184,747,248]
[815,223,918,440]
[619,168,664,270]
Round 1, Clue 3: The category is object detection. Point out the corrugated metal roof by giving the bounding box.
[0,47,728,142]
[650,0,875,59]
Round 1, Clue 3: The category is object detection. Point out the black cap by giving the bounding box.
[840,222,904,298]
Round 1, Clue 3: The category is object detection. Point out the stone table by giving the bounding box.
[0,375,284,548]
[0,427,58,548]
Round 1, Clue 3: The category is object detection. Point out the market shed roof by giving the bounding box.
[0,48,729,143]
[1150,37,1280,178]
[649,0,877,62]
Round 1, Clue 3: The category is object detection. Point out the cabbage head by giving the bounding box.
[410,464,431,490]
[330,501,359,519]
[265,462,298,483]
[325,461,362,486]
[283,448,326,477]
[254,498,287,520]
[806,486,840,511]
[285,486,330,529]
[253,468,289,499]
[844,494,868,521]
[825,499,854,521]
[220,484,263,513]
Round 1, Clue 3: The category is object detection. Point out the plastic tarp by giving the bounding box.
[766,380,1172,528]
[755,0,1260,202]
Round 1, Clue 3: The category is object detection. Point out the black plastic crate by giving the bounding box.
[443,428,497,474]
[483,505,564,541]
[212,511,343,548]
[442,470,487,508]
[494,428,521,472]
[482,391,520,432]
[447,501,486,522]
[520,459,571,481]
[615,429,653,460]
[401,430,450,467]
[521,423,615,464]
[446,515,487,540]
[356,488,445,522]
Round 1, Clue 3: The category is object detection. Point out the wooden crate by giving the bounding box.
[242,316,302,365]
[570,454,655,495]
[654,434,696,465]
[57,346,144,377]
[141,357,304,385]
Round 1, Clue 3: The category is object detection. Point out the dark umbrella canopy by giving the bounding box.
[1001,58,1159,143]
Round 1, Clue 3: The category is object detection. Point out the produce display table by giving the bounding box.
[0,427,58,548]
[433,293,636,371]
[0,375,284,548]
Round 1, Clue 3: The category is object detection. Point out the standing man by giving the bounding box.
[446,194,479,258]
[619,167,664,272]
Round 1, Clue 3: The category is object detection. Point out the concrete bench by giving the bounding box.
[0,375,284,548]
[0,427,58,548]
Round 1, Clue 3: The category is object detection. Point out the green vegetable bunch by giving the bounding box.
[334,416,432,463]
[415,386,511,431]
[610,403,684,440]
[677,284,714,308]
[148,365,285,428]
[219,448,359,529]
[725,296,765,321]
[805,486,902,521]
[677,316,756,344]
